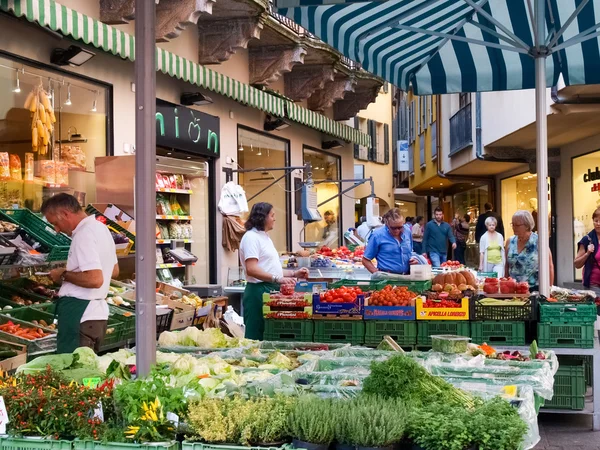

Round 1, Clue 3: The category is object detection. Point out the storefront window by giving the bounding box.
[303,147,341,248]
[395,200,416,218]
[572,152,600,280]
[0,56,108,210]
[237,128,289,252]
[501,172,551,239]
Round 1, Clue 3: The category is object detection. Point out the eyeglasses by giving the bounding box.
[388,226,403,231]
[511,223,524,227]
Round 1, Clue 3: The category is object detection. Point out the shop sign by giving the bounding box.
[156,99,220,158]
[591,182,600,192]
[397,140,409,171]
[582,167,600,183]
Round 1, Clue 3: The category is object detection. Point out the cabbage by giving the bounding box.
[190,363,211,377]
[156,352,182,364]
[198,377,221,391]
[73,347,98,369]
[97,355,115,374]
[177,327,202,347]
[267,352,293,370]
[158,331,179,347]
[257,364,279,370]
[196,328,227,348]
[241,371,277,382]
[16,354,74,374]
[171,355,197,375]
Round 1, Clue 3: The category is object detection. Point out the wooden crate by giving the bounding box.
[0,339,26,372]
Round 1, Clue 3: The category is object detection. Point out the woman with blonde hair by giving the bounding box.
[479,216,505,277]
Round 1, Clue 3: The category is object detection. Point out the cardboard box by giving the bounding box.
[0,339,27,372]
[156,282,191,299]
[312,293,364,316]
[416,296,469,320]
[363,305,416,320]
[410,265,432,281]
[160,299,195,330]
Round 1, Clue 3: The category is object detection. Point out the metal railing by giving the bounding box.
[449,103,473,155]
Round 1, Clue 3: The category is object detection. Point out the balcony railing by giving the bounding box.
[449,103,472,155]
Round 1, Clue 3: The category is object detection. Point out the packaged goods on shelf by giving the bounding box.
[0,153,10,181]
[59,144,86,170]
[9,155,21,181]
[24,153,33,181]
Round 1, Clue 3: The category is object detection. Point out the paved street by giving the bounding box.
[535,414,600,449]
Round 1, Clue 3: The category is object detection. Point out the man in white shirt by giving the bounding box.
[45,194,119,353]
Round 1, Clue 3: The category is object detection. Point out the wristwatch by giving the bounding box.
[60,271,68,283]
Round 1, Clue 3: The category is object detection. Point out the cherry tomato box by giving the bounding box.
[364,287,417,320]
[416,296,470,320]
[313,286,365,316]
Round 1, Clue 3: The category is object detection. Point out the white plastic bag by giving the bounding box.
[218,181,249,216]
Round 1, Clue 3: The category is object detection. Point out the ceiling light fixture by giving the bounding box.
[180,92,213,106]
[257,147,262,156]
[238,145,244,152]
[12,69,21,93]
[264,115,290,132]
[51,45,95,66]
[90,90,98,112]
[47,78,52,99]
[64,83,72,106]
[322,139,344,149]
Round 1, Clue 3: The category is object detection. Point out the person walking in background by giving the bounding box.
[422,207,456,267]
[412,216,424,254]
[574,207,600,295]
[479,216,505,277]
[453,213,470,265]
[404,217,413,234]
[475,203,505,243]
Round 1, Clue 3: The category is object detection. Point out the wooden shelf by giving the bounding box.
[156,239,194,244]
[156,215,192,220]
[156,187,193,194]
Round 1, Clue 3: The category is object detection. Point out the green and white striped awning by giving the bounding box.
[0,0,370,146]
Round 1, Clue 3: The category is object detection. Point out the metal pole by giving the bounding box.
[135,0,157,376]
[535,0,550,297]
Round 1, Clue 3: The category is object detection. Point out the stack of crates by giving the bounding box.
[263,291,314,342]
[538,300,596,348]
[542,356,587,410]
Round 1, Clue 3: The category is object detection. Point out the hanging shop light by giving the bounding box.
[64,83,72,106]
[47,78,53,99]
[257,146,262,156]
[91,90,98,112]
[238,145,244,152]
[12,69,21,93]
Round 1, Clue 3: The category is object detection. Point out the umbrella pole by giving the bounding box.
[134,0,157,376]
[535,0,550,297]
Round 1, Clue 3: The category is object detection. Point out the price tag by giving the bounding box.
[92,402,104,422]
[166,412,179,426]
[83,377,102,388]
[0,396,9,432]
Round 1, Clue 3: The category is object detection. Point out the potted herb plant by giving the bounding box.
[287,396,336,450]
[407,402,474,450]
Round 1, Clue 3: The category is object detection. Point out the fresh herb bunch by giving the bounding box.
[407,402,473,450]
[362,355,475,408]
[470,398,528,450]
[241,395,296,445]
[340,396,407,447]
[287,395,336,445]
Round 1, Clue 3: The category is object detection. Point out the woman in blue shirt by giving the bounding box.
[362,208,418,274]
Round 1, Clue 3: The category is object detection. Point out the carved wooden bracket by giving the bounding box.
[333,84,381,121]
[197,17,264,64]
[308,78,355,112]
[249,45,306,86]
[284,65,336,101]
[156,0,215,42]
[100,0,135,24]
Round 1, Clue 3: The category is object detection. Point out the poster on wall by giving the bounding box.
[397,140,409,171]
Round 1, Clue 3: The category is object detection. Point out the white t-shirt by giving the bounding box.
[239,228,283,284]
[58,215,117,322]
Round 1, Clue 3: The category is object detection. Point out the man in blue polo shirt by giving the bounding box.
[362,208,417,274]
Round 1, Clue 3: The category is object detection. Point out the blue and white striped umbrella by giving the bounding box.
[277,0,600,95]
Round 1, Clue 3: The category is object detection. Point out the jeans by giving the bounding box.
[429,252,447,268]
[413,241,422,255]
[482,262,504,278]
[454,242,466,264]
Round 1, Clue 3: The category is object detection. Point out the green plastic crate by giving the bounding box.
[74,441,178,450]
[3,306,55,325]
[534,393,545,414]
[378,279,432,293]
[537,322,595,348]
[417,321,471,346]
[263,319,314,342]
[97,317,125,351]
[539,302,597,324]
[542,359,586,410]
[0,209,71,262]
[108,305,136,341]
[471,321,525,345]
[182,443,291,450]
[0,438,72,449]
[329,280,384,291]
[85,205,136,252]
[313,320,365,345]
[1,278,57,304]
[364,320,417,346]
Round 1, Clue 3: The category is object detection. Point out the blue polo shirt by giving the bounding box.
[364,225,412,274]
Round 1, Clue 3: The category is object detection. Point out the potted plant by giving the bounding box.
[338,396,406,450]
[287,396,336,450]
[407,402,474,450]
[242,395,296,446]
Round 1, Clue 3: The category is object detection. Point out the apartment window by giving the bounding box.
[354,164,365,179]
[353,117,369,161]
[429,96,434,124]
[408,101,415,143]
[459,93,471,109]
[422,97,428,132]
[431,121,438,160]
[408,142,414,175]
[419,134,425,168]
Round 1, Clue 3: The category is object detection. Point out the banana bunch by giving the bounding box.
[23,85,56,155]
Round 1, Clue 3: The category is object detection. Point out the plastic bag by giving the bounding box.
[218,181,249,216]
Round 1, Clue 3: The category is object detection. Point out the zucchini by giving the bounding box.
[0,350,18,359]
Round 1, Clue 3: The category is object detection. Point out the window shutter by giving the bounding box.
[416,99,420,135]
[353,116,360,159]
[384,123,390,165]
[368,120,377,162]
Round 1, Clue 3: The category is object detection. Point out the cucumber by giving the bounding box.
[0,350,18,359]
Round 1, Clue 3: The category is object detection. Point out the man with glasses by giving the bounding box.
[362,208,418,274]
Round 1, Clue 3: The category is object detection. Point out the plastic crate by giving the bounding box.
[378,279,432,293]
[182,443,291,450]
[263,319,314,342]
[471,321,526,345]
[3,306,55,326]
[542,359,586,410]
[417,321,471,345]
[157,309,174,335]
[97,317,125,351]
[312,293,364,317]
[0,438,73,449]
[313,320,365,345]
[329,280,385,290]
[539,301,597,324]
[74,441,178,450]
[470,296,536,321]
[0,209,71,262]
[363,305,415,320]
[85,204,136,252]
[537,322,595,348]
[108,305,136,340]
[0,278,58,304]
[416,297,469,320]
[364,320,417,346]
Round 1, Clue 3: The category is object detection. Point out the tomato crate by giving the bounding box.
[0,438,73,449]
[0,208,71,262]
[364,305,415,320]
[470,295,536,321]
[471,321,526,345]
[539,301,597,324]
[313,320,365,345]
[537,322,595,348]
[262,293,313,304]
[329,280,386,291]
[264,319,314,342]
[417,321,471,345]
[416,297,469,320]
[312,293,364,316]
[378,279,432,293]
[364,320,417,346]
[74,440,178,450]
[262,305,312,319]
[542,358,586,410]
